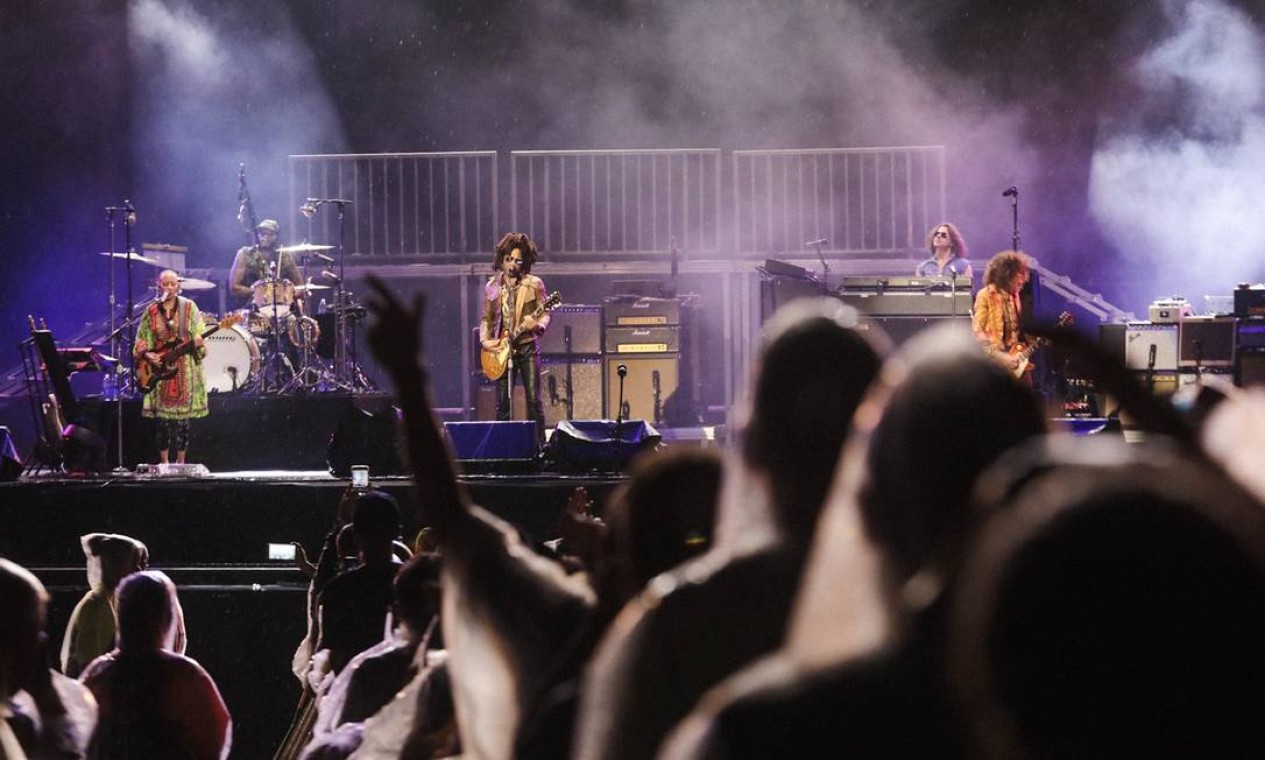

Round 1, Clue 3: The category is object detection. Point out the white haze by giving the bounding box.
[1090,0,1265,312]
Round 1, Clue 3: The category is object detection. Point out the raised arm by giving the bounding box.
[363,274,470,539]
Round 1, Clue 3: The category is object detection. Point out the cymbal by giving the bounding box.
[277,243,334,253]
[177,277,216,291]
[99,251,160,265]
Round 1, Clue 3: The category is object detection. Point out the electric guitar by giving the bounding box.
[137,314,242,394]
[480,291,562,381]
[1007,311,1074,378]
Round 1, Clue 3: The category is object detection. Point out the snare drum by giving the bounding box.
[251,278,295,318]
[202,324,260,392]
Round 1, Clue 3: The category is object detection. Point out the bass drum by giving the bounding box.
[202,324,260,393]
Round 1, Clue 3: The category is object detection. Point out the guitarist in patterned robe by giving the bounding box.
[479,232,551,445]
[133,270,209,464]
[972,250,1034,385]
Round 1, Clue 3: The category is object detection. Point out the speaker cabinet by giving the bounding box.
[474,357,602,425]
[1237,350,1265,387]
[604,354,679,424]
[541,357,602,425]
[538,305,602,354]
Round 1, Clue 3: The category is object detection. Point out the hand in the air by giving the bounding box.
[364,273,426,374]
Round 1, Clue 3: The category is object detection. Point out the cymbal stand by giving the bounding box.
[301,197,368,391]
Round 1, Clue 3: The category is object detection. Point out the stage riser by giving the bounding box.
[0,477,624,567]
[77,393,399,471]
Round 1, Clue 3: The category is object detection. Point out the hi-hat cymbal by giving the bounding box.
[177,277,216,291]
[277,243,334,253]
[99,251,161,265]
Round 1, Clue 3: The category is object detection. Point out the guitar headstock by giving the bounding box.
[1056,311,1074,328]
[220,314,244,330]
[543,291,562,311]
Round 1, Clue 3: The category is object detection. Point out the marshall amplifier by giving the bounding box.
[604,325,681,353]
[604,297,681,326]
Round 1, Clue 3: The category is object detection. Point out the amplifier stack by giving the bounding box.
[603,297,682,425]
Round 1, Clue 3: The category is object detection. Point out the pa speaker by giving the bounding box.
[604,354,679,425]
[550,419,661,473]
[327,403,406,477]
[443,421,538,474]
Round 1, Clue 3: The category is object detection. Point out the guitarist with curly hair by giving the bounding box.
[479,233,553,445]
[134,269,209,464]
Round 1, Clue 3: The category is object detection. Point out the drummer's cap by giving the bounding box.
[257,219,280,233]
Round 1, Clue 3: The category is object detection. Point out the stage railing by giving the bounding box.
[732,146,945,258]
[510,149,723,258]
[288,151,499,259]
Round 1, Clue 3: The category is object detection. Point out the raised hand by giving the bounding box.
[364,273,427,376]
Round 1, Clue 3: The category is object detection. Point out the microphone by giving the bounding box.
[299,202,318,219]
[321,270,341,283]
[617,364,627,378]
[312,252,334,263]
[804,238,828,247]
[1002,186,1019,198]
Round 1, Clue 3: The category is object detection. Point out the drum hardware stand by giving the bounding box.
[300,197,375,392]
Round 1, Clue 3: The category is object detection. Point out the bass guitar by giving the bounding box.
[480,291,562,381]
[137,314,242,394]
[1007,311,1073,378]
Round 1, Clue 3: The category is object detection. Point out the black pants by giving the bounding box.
[155,418,192,453]
[496,341,545,445]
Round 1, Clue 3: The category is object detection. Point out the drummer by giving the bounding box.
[228,218,305,314]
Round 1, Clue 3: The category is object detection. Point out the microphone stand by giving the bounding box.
[809,239,829,295]
[104,206,127,474]
[1008,189,1021,251]
[614,364,627,438]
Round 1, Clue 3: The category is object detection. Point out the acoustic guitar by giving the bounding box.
[480,291,562,381]
[1007,311,1073,378]
[137,314,242,394]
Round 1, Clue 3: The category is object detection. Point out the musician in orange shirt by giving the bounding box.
[972,251,1033,380]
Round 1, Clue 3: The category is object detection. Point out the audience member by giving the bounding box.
[950,449,1265,758]
[573,298,886,760]
[515,448,724,759]
[80,570,231,760]
[662,324,1047,759]
[2,557,98,760]
[317,491,406,676]
[363,275,595,760]
[61,534,149,678]
[302,552,446,759]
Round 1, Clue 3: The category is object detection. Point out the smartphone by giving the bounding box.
[268,542,296,561]
[351,465,370,489]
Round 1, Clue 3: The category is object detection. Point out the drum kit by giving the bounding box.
[100,242,371,395]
